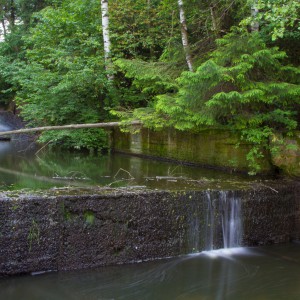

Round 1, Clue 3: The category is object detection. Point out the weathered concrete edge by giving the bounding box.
[111,128,300,176]
[0,182,299,276]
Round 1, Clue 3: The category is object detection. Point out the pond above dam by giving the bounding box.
[0,137,260,191]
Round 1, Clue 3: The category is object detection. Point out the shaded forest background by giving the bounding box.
[0,0,299,172]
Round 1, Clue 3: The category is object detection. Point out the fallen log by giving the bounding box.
[0,120,142,137]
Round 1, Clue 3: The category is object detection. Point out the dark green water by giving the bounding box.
[0,139,256,191]
[1,243,300,300]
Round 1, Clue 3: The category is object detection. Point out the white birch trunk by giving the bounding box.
[0,19,7,38]
[178,0,193,72]
[100,0,114,80]
[210,5,218,35]
[251,1,259,32]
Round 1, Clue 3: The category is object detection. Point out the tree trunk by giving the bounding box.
[0,121,142,137]
[147,0,154,58]
[178,0,193,72]
[0,18,7,37]
[8,0,15,28]
[251,1,259,32]
[210,4,219,36]
[100,0,114,80]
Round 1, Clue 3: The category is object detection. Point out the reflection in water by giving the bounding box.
[0,139,255,191]
[0,141,10,153]
[1,243,300,300]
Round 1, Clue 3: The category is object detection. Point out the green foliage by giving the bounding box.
[134,31,300,173]
[109,58,180,119]
[242,0,300,41]
[241,1,300,66]
[0,0,299,162]
[6,0,110,150]
[37,129,108,152]
[115,58,179,94]
[109,0,173,60]
[15,0,52,27]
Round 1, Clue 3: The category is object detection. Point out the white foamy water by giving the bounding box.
[201,247,252,259]
[220,191,243,249]
[188,190,243,254]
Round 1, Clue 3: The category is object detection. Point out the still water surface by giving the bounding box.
[0,138,255,191]
[1,243,300,300]
[2,126,296,300]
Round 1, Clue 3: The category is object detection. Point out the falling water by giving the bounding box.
[220,191,242,249]
[187,190,242,253]
[204,191,214,251]
[187,205,201,253]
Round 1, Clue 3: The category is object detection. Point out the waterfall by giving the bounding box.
[220,191,242,249]
[187,190,242,253]
[204,191,214,251]
[187,208,201,253]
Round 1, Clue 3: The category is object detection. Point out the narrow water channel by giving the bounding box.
[1,243,300,300]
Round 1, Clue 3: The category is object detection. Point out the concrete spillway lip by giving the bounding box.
[0,178,297,199]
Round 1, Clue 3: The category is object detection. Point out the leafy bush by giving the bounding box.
[128,31,300,173]
[38,129,109,152]
[6,0,109,151]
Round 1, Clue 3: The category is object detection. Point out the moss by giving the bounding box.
[27,220,40,252]
[84,211,95,226]
[113,128,273,174]
[11,204,19,211]
[271,132,300,177]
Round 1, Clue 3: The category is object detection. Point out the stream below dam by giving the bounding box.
[1,243,300,300]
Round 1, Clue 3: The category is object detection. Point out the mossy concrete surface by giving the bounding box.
[271,131,300,177]
[112,128,273,174]
[0,181,299,276]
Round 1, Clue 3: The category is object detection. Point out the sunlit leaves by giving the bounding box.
[241,0,300,41]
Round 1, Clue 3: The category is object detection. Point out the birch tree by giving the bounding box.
[0,17,7,38]
[250,0,259,32]
[100,0,114,80]
[178,0,193,72]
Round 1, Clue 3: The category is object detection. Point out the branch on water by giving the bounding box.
[0,121,142,137]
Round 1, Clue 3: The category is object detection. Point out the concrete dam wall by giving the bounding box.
[111,128,300,177]
[1,181,299,276]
